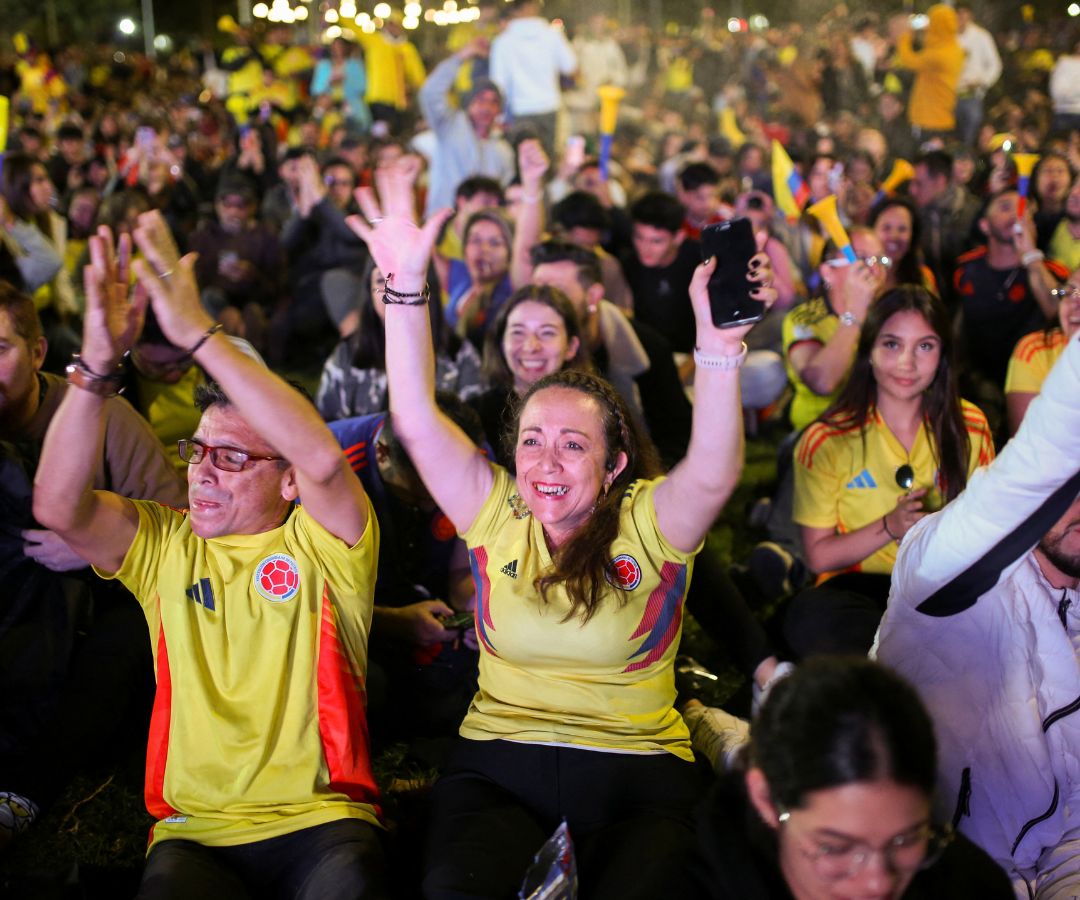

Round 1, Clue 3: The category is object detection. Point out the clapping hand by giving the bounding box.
[81,226,148,373]
[131,210,215,351]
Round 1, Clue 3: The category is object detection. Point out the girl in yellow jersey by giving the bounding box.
[1005,266,1080,435]
[346,153,775,899]
[787,285,995,658]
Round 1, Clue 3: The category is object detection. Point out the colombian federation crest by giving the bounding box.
[607,554,642,590]
[254,553,301,602]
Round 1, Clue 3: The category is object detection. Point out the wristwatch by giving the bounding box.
[65,355,123,397]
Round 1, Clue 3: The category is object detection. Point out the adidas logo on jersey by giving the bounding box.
[500,559,519,578]
[845,469,878,489]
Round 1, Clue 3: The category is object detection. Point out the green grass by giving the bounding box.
[0,436,780,895]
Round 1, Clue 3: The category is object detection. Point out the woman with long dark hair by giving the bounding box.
[690,657,1013,899]
[869,195,937,292]
[316,256,484,420]
[348,158,774,898]
[471,284,590,466]
[784,286,996,658]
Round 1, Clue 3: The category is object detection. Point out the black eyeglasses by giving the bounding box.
[178,438,282,472]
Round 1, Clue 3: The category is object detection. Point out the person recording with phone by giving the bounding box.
[784,286,995,659]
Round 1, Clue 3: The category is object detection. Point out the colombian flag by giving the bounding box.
[771,139,809,223]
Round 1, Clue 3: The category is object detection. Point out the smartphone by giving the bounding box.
[700,217,764,329]
[441,611,475,630]
[565,134,586,170]
[136,126,156,152]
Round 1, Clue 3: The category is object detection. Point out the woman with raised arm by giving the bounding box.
[347,159,774,900]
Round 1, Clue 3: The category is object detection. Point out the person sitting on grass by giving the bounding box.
[32,212,388,899]
[346,156,774,899]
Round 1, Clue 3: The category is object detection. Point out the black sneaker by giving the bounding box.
[748,541,805,601]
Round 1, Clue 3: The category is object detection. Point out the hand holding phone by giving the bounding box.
[441,611,475,630]
[700,218,765,329]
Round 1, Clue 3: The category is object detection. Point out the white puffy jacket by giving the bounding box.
[876,333,1080,895]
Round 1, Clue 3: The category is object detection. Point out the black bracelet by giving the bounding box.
[882,514,901,542]
[381,272,430,306]
[188,323,224,355]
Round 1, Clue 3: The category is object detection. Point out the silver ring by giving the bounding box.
[158,268,173,279]
[369,217,384,225]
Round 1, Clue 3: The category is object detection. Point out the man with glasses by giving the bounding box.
[33,212,386,898]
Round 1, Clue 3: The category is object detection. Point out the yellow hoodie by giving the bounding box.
[895,4,964,132]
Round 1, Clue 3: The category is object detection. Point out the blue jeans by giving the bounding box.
[955,94,985,147]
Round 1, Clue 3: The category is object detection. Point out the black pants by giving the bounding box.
[1,583,154,811]
[684,543,772,677]
[783,572,893,659]
[423,738,702,900]
[137,819,388,900]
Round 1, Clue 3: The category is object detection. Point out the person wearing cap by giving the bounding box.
[188,177,285,354]
[418,36,515,218]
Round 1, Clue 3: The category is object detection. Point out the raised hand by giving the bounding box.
[346,157,453,291]
[840,258,884,321]
[518,138,549,192]
[688,250,777,354]
[81,226,148,372]
[131,210,216,350]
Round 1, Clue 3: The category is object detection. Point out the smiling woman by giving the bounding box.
[347,156,774,898]
[785,286,996,658]
[470,284,589,465]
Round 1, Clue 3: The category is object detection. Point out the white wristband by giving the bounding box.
[693,342,748,370]
[1021,249,1045,266]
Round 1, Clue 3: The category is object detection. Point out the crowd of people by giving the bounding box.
[3,0,1080,897]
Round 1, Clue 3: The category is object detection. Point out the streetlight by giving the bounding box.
[118,17,137,35]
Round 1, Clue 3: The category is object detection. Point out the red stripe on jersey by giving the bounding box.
[798,421,860,468]
[316,585,382,815]
[145,625,177,822]
[469,547,497,655]
[623,561,686,673]
[1015,332,1047,363]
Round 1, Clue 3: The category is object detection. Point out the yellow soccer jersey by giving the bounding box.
[134,368,203,477]
[460,467,698,761]
[782,297,845,432]
[1005,329,1067,396]
[97,500,380,851]
[793,401,995,577]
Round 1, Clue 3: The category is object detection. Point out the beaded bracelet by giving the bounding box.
[382,273,431,306]
[188,322,224,355]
